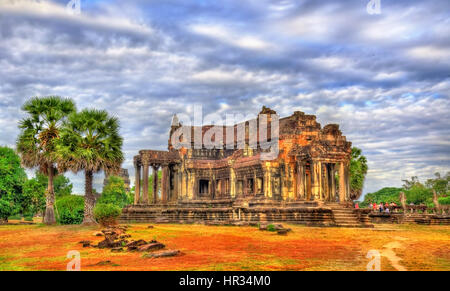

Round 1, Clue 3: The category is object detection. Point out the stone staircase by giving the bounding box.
[401,213,426,224]
[328,204,373,228]
[402,213,450,225]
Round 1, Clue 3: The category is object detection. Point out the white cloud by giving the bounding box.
[190,23,274,51]
[0,0,448,197]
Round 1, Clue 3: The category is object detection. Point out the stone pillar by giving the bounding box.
[288,163,295,200]
[264,165,272,198]
[142,162,150,204]
[243,179,248,196]
[311,161,321,200]
[161,164,169,203]
[210,178,215,199]
[323,163,329,202]
[230,168,236,198]
[281,164,288,200]
[296,162,305,200]
[172,167,178,201]
[307,163,313,200]
[329,164,336,202]
[188,171,196,199]
[339,162,346,203]
[181,170,186,199]
[221,179,226,197]
[318,162,323,200]
[134,163,141,205]
[193,175,198,199]
[253,172,257,196]
[176,169,182,201]
[344,161,350,201]
[152,165,159,204]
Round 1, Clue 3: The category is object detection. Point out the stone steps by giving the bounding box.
[330,207,374,228]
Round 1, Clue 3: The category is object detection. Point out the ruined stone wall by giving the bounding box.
[120,204,336,226]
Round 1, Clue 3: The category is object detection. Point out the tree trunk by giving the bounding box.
[82,170,97,225]
[43,164,56,225]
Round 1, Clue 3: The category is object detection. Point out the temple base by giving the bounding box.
[120,200,373,228]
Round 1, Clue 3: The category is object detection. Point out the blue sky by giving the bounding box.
[0,0,449,196]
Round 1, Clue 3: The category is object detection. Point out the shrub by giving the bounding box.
[24,215,34,222]
[0,199,13,223]
[99,176,129,208]
[8,214,22,220]
[266,224,277,232]
[56,195,84,225]
[93,203,121,226]
[438,196,450,205]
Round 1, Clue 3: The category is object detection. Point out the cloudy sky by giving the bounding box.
[0,0,449,197]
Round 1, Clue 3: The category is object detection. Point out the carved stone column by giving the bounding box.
[339,162,346,203]
[152,165,159,204]
[344,161,350,201]
[329,164,336,202]
[230,168,236,198]
[311,161,321,200]
[323,163,329,201]
[253,172,258,196]
[243,179,248,196]
[134,162,141,205]
[210,178,214,199]
[161,164,169,203]
[263,166,272,198]
[306,163,313,201]
[173,167,180,201]
[142,162,150,204]
[296,161,305,200]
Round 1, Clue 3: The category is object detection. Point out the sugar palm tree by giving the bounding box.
[57,109,123,225]
[349,147,368,200]
[17,96,76,225]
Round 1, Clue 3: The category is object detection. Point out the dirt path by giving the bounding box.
[381,237,407,271]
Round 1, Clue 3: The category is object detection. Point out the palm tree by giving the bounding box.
[17,96,76,225]
[349,147,368,200]
[57,109,123,225]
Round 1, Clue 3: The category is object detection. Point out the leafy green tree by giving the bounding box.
[361,172,449,208]
[22,178,46,217]
[99,176,129,208]
[360,187,403,207]
[0,199,13,223]
[56,109,123,225]
[405,183,432,205]
[349,147,368,200]
[425,172,449,196]
[16,96,76,224]
[402,176,421,190]
[0,146,27,216]
[438,196,450,205]
[35,171,73,198]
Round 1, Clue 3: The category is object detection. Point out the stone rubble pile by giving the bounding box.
[79,225,180,258]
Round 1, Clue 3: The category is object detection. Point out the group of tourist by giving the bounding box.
[354,202,398,213]
[368,202,398,213]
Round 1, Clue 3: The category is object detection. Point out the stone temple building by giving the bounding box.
[121,107,372,227]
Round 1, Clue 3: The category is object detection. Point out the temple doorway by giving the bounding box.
[199,179,210,197]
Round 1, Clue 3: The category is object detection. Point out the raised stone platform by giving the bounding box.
[369,212,450,225]
[120,202,374,228]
